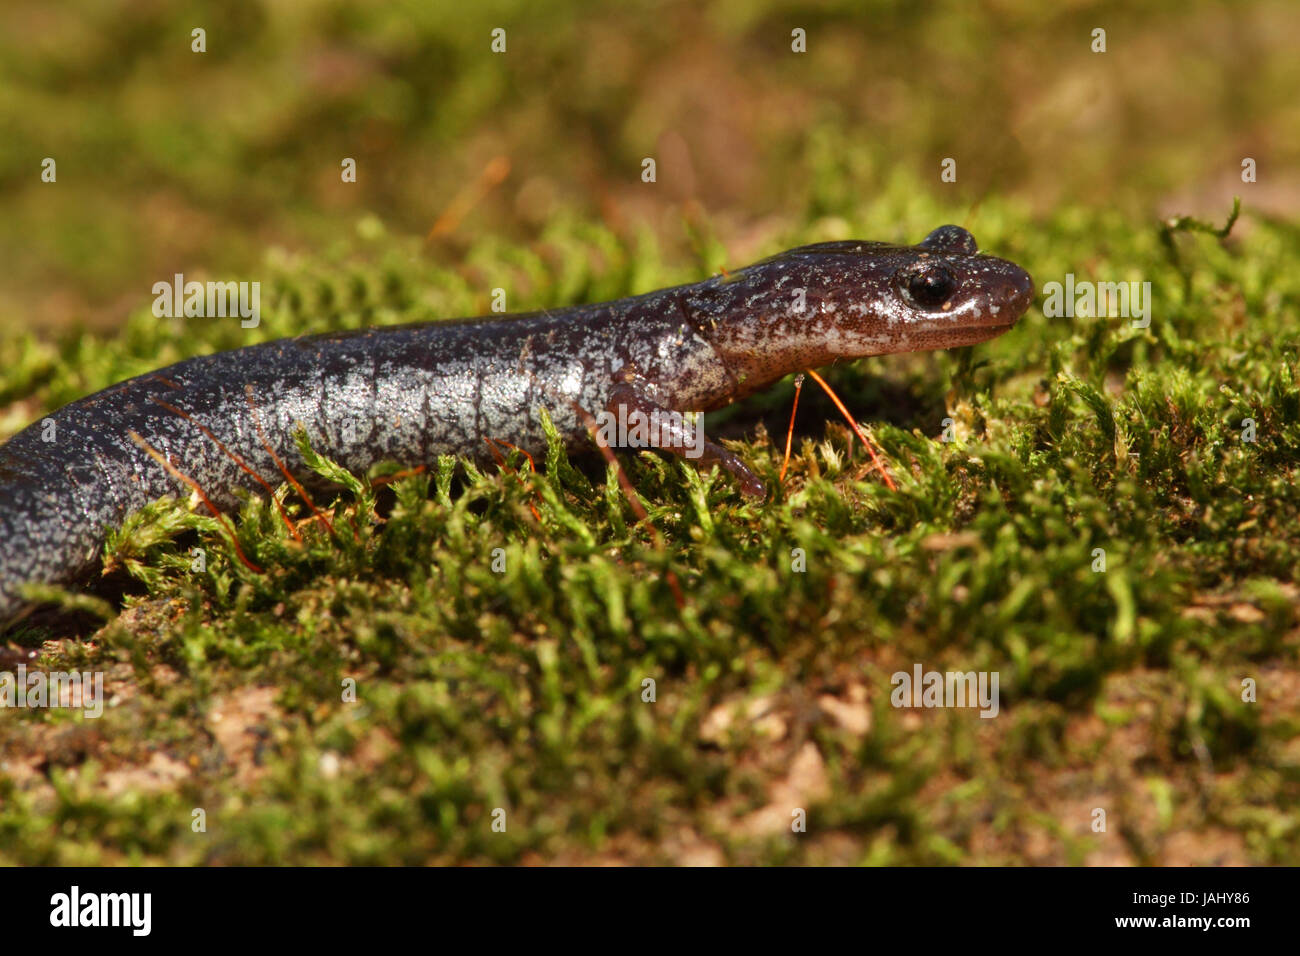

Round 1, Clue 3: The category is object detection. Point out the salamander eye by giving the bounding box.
[902,264,958,310]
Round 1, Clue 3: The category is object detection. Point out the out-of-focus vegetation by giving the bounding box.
[1,0,1297,331]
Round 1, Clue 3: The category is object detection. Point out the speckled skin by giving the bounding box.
[0,226,1032,624]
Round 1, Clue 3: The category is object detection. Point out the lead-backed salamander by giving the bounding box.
[0,225,1033,624]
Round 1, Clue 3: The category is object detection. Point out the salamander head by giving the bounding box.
[799,225,1033,356]
[696,225,1034,385]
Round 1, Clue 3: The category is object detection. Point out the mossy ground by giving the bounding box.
[2,193,1297,865]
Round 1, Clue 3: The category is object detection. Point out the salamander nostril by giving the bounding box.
[1014,270,1035,309]
[982,268,1033,324]
[994,268,1034,315]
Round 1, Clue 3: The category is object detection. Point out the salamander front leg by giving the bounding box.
[604,377,766,498]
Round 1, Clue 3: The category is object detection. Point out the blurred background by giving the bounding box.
[0,0,1295,334]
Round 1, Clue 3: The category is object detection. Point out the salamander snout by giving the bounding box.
[980,260,1034,327]
[1001,263,1035,320]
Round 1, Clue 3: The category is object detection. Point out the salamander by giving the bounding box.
[0,225,1033,624]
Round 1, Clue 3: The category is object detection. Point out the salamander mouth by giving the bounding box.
[974,319,1020,339]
